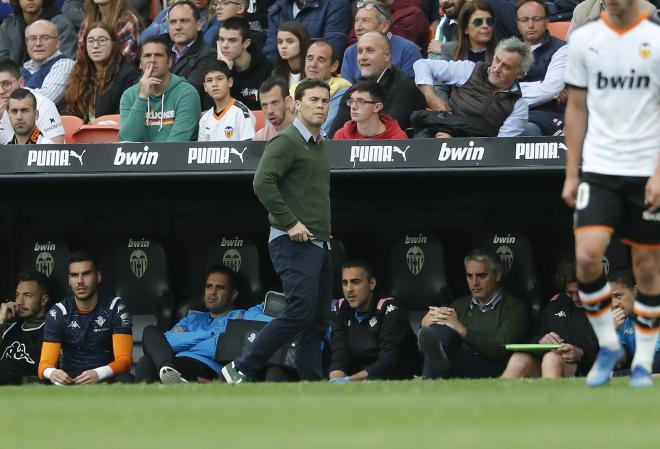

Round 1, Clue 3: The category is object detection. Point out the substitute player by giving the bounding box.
[562,0,660,387]
[198,61,256,142]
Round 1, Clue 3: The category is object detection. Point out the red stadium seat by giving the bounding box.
[252,109,266,132]
[548,21,570,41]
[90,114,120,126]
[72,114,121,143]
[60,115,84,143]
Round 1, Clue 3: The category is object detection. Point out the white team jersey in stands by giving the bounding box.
[0,90,64,144]
[198,99,256,142]
[565,13,660,177]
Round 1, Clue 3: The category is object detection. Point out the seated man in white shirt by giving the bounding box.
[413,37,532,137]
[0,59,64,144]
[20,20,75,105]
[516,0,568,136]
[5,88,54,144]
[198,60,256,141]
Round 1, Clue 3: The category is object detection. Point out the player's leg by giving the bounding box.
[500,352,541,379]
[629,247,660,387]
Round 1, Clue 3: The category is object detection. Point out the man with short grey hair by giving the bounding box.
[20,19,74,105]
[418,248,528,379]
[413,37,532,137]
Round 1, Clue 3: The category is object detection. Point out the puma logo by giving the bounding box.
[230,147,247,163]
[69,149,86,166]
[392,145,410,162]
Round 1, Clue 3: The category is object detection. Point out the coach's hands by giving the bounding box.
[288,221,313,242]
[561,174,579,208]
[556,343,583,364]
[645,173,660,212]
[50,369,74,385]
[74,369,100,385]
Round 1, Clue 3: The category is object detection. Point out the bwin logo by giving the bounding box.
[496,246,514,274]
[187,147,248,164]
[35,252,55,277]
[129,249,148,278]
[406,246,424,275]
[113,146,158,166]
[596,70,650,89]
[221,237,243,247]
[349,145,409,167]
[438,141,484,161]
[493,234,516,244]
[128,238,150,248]
[515,142,565,160]
[27,149,69,167]
[223,249,242,273]
[405,235,427,245]
[34,242,56,251]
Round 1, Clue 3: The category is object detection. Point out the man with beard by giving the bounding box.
[135,265,243,384]
[38,251,133,385]
[254,78,294,141]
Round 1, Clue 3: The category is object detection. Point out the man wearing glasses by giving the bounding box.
[333,80,407,140]
[20,20,74,105]
[0,59,64,144]
[516,0,568,136]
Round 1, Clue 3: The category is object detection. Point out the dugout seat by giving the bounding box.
[19,239,70,302]
[114,237,174,367]
[481,231,542,319]
[60,115,84,144]
[389,232,451,332]
[330,237,347,298]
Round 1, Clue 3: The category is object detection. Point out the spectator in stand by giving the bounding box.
[167,0,218,108]
[263,0,352,62]
[341,0,421,83]
[218,17,273,109]
[20,20,75,105]
[4,88,55,144]
[609,269,660,375]
[0,0,77,64]
[135,265,243,384]
[412,37,531,137]
[328,260,421,382]
[119,36,201,142]
[331,32,425,136]
[347,0,429,51]
[0,59,64,144]
[501,260,598,379]
[291,40,351,135]
[568,0,656,35]
[0,270,50,385]
[198,61,255,141]
[63,22,140,122]
[434,0,496,64]
[516,0,567,136]
[214,0,266,52]
[418,248,528,379]
[142,0,219,48]
[254,77,294,141]
[333,80,407,140]
[77,0,143,65]
[272,21,310,88]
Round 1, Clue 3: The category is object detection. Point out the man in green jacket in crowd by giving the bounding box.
[222,78,333,383]
[119,36,201,142]
[418,248,529,378]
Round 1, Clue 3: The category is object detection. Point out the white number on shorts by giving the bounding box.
[576,182,590,210]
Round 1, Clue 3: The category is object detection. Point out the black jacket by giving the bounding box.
[330,297,421,380]
[230,50,274,110]
[532,293,598,375]
[171,38,218,109]
[330,66,426,136]
[95,60,141,118]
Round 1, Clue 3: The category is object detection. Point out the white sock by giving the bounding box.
[631,301,660,373]
[580,283,621,350]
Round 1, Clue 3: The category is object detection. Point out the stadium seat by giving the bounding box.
[206,235,263,309]
[548,21,570,40]
[252,110,266,132]
[481,231,542,319]
[389,232,451,332]
[19,239,71,302]
[60,115,84,144]
[72,119,120,143]
[114,237,174,367]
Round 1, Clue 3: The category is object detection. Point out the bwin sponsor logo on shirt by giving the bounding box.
[596,70,650,89]
[515,142,566,160]
[349,145,410,167]
[438,141,484,161]
[113,146,158,166]
[187,147,248,164]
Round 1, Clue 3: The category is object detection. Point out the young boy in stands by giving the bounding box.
[333,80,407,140]
[198,60,255,141]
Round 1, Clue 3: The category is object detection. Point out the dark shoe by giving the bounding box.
[418,326,450,372]
[221,361,249,384]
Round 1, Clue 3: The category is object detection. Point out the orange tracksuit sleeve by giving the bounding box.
[108,333,133,375]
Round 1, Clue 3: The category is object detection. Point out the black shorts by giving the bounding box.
[574,172,660,248]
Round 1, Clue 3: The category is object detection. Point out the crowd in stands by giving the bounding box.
[0,0,632,145]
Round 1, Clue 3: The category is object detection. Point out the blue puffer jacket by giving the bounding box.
[264,0,352,61]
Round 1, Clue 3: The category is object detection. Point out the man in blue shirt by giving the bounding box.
[135,265,243,383]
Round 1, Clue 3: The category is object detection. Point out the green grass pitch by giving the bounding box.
[1,378,659,449]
